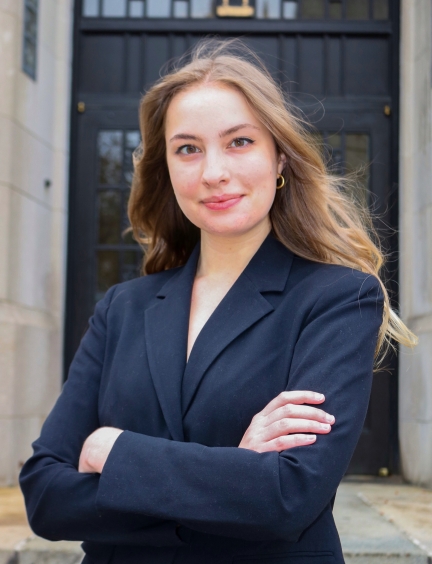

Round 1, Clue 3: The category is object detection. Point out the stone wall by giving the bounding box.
[0,0,73,485]
[399,0,432,488]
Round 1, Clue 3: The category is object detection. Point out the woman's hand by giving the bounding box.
[238,391,335,453]
[78,427,124,474]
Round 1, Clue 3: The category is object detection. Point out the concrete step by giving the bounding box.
[334,479,432,563]
[1,479,431,563]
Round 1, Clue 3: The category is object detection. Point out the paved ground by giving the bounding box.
[0,478,431,563]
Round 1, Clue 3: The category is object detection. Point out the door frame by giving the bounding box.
[65,0,401,473]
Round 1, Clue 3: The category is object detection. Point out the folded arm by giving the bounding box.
[19,285,184,547]
[94,274,383,542]
[20,273,383,544]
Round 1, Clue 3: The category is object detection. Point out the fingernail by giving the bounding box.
[307,435,316,441]
[320,424,331,431]
[315,393,324,400]
[325,414,335,423]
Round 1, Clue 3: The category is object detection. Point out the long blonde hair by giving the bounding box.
[129,38,417,360]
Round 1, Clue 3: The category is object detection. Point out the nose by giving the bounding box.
[201,149,230,188]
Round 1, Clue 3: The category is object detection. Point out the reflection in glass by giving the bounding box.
[147,0,170,17]
[329,0,342,19]
[102,0,127,17]
[124,131,140,184]
[174,0,188,17]
[126,131,141,149]
[256,0,281,18]
[346,0,369,19]
[301,0,324,19]
[345,133,370,207]
[373,0,388,19]
[129,0,145,17]
[123,251,141,281]
[97,251,120,300]
[191,0,213,18]
[83,0,99,16]
[283,1,298,18]
[98,131,123,185]
[122,190,135,242]
[98,191,121,244]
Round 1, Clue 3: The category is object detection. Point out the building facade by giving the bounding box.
[0,0,431,487]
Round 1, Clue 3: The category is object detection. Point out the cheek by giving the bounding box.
[240,155,276,201]
[168,161,199,201]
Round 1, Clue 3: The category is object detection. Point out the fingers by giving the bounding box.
[261,418,332,443]
[258,434,317,453]
[264,404,335,426]
[259,391,325,417]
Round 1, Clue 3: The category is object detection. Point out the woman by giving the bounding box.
[20,40,416,564]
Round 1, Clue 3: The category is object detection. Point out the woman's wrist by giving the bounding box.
[78,427,124,474]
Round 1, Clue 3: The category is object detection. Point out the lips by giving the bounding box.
[201,194,243,203]
[202,194,244,211]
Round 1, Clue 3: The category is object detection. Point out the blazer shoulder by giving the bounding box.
[289,255,383,304]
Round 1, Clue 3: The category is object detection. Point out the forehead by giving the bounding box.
[165,83,260,132]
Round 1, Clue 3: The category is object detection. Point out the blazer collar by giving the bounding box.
[144,233,294,440]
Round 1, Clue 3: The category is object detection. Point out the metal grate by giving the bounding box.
[82,0,389,20]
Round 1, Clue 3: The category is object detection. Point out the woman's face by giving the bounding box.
[165,82,286,238]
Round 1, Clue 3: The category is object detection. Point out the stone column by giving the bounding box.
[399,0,432,488]
[0,0,73,485]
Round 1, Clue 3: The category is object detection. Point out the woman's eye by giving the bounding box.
[177,145,199,155]
[230,137,253,148]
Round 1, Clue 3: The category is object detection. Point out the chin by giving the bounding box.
[199,218,265,238]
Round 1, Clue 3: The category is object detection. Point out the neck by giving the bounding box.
[197,219,272,279]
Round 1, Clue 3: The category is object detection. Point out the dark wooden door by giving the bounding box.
[66,0,399,475]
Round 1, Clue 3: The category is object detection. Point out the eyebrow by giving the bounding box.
[169,123,260,143]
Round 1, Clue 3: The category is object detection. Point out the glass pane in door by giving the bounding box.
[83,0,99,16]
[147,0,170,17]
[345,133,370,207]
[102,0,127,17]
[301,0,325,18]
[95,130,141,302]
[328,0,342,19]
[346,0,369,19]
[283,1,298,18]
[191,0,213,18]
[374,0,389,19]
[98,131,123,185]
[97,251,120,301]
[98,191,121,244]
[129,0,145,17]
[174,0,188,17]
[256,0,281,18]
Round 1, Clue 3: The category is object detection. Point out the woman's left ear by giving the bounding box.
[278,153,287,175]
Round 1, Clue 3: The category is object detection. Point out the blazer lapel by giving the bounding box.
[181,234,294,416]
[144,244,200,442]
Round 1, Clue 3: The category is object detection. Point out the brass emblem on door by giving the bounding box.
[216,0,255,18]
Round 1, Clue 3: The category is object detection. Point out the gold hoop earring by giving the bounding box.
[276,174,285,189]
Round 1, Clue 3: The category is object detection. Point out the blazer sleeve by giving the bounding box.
[95,272,384,543]
[19,285,185,547]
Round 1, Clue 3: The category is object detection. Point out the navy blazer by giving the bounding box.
[20,233,384,564]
